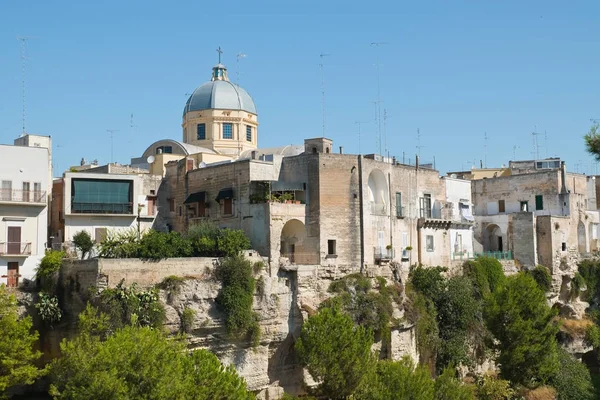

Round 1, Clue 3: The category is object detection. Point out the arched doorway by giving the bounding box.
[578,221,587,254]
[280,219,306,263]
[485,224,503,252]
[368,169,389,215]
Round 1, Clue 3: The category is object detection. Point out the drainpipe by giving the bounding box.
[358,155,365,273]
[417,219,423,266]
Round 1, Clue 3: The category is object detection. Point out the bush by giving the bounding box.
[156,275,186,301]
[138,230,193,260]
[37,250,65,281]
[72,230,94,260]
[215,256,259,342]
[571,272,586,301]
[476,374,515,400]
[408,265,447,301]
[528,266,553,293]
[476,256,506,292]
[217,229,251,257]
[98,228,140,258]
[180,307,196,334]
[35,292,62,326]
[551,347,595,400]
[434,367,475,400]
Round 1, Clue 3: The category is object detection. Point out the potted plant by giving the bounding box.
[281,193,294,204]
[386,244,393,250]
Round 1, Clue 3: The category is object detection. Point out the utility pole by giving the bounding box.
[319,53,331,138]
[531,126,543,160]
[355,121,368,154]
[107,129,119,163]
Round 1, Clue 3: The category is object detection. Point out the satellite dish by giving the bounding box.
[147,155,156,164]
[199,162,207,168]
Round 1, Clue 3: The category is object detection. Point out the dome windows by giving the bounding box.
[223,123,233,139]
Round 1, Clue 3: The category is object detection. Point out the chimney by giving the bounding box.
[339,146,343,154]
[560,161,568,193]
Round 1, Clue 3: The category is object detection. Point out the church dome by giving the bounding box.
[183,63,257,115]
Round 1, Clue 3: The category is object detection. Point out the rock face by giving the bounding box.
[55,257,419,398]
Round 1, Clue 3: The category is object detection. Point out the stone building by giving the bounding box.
[471,161,600,270]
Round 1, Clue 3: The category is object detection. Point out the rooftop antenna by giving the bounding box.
[383,109,390,157]
[17,36,34,135]
[216,46,223,64]
[416,128,425,158]
[355,120,369,154]
[531,125,544,160]
[544,130,548,158]
[371,42,388,155]
[319,53,331,138]
[236,52,246,84]
[484,132,488,168]
[107,129,119,163]
[512,145,519,160]
[129,113,137,145]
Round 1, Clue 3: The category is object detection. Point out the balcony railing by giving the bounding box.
[374,247,395,261]
[474,251,513,260]
[0,242,32,255]
[0,189,46,203]
[452,251,476,261]
[72,202,134,214]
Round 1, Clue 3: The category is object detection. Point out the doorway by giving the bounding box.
[7,227,21,254]
[7,262,18,288]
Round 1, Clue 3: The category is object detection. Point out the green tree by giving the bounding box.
[49,324,255,399]
[0,285,45,396]
[296,306,376,399]
[475,374,515,400]
[527,265,553,292]
[434,367,475,400]
[356,357,435,400]
[217,228,251,256]
[484,273,559,386]
[72,230,94,260]
[551,348,595,400]
[36,250,65,291]
[585,122,600,161]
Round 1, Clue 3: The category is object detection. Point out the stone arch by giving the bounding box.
[280,219,306,263]
[368,169,389,208]
[578,221,587,254]
[485,224,503,252]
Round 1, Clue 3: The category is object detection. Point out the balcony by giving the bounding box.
[0,189,46,204]
[0,242,32,256]
[374,247,395,262]
[71,202,134,215]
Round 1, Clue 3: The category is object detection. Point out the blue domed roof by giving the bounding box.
[183,64,256,115]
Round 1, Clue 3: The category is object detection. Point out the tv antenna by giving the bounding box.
[484,132,488,168]
[319,53,331,138]
[531,125,543,160]
[236,52,246,84]
[370,42,388,155]
[17,36,35,135]
[512,145,519,160]
[416,128,425,157]
[383,109,390,157]
[107,129,119,163]
[129,114,137,145]
[355,120,369,154]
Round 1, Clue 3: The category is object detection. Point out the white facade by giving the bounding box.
[59,172,161,247]
[0,136,51,287]
[444,177,475,260]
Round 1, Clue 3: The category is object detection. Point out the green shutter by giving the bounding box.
[535,195,543,210]
[396,192,402,217]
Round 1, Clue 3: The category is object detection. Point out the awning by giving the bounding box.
[215,188,233,201]
[184,191,205,204]
[271,181,305,191]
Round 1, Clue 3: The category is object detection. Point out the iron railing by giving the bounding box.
[452,251,475,261]
[374,247,395,261]
[71,202,134,214]
[0,189,46,203]
[0,242,32,255]
[474,251,513,260]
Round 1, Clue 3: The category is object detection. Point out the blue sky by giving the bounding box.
[1,0,599,176]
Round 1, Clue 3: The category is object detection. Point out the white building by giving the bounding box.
[51,171,163,249]
[0,134,52,287]
[443,176,475,261]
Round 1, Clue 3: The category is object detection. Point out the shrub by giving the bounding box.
[214,256,259,342]
[434,367,475,400]
[72,230,94,260]
[408,265,447,301]
[476,374,514,400]
[138,230,192,260]
[217,229,251,257]
[476,256,506,292]
[463,260,490,299]
[156,275,186,301]
[571,272,586,301]
[98,228,140,258]
[180,307,196,334]
[551,347,595,400]
[528,265,553,292]
[252,261,265,275]
[35,292,62,326]
[37,250,65,281]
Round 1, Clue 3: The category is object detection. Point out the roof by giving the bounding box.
[239,145,304,159]
[141,139,215,159]
[183,80,257,115]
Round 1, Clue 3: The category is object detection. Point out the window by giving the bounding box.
[328,240,337,255]
[520,201,529,212]
[223,123,233,139]
[246,125,252,142]
[498,200,505,213]
[147,197,156,216]
[426,235,434,252]
[536,160,561,169]
[22,182,30,202]
[71,179,133,214]
[178,206,182,216]
[156,146,173,154]
[535,195,544,210]
[169,198,175,212]
[420,194,432,218]
[197,123,206,140]
[34,182,42,201]
[395,192,403,217]
[562,242,567,251]
[312,147,317,154]
[223,198,233,215]
[1,180,12,201]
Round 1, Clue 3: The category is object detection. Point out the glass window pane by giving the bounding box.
[223,123,233,139]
